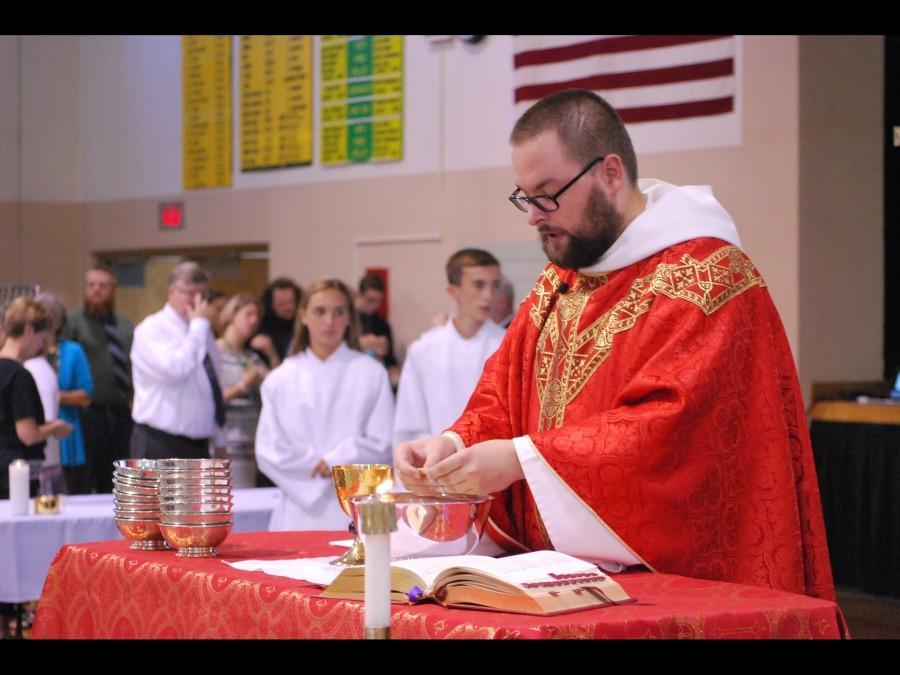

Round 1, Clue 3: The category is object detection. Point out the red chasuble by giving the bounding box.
[450,237,835,600]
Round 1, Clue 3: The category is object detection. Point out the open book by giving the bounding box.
[320,550,632,616]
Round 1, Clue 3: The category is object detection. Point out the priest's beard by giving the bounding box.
[86,296,114,317]
[539,187,623,270]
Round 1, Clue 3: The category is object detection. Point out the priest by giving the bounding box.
[394,89,835,600]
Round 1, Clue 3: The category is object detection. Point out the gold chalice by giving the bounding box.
[330,463,393,566]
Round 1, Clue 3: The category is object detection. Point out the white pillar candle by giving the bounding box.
[364,532,391,630]
[9,459,29,516]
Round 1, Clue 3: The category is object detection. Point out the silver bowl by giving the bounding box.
[113,504,160,520]
[158,468,231,479]
[113,459,159,480]
[160,512,233,526]
[113,493,159,505]
[159,493,232,502]
[156,458,231,471]
[158,487,232,498]
[351,492,493,559]
[159,521,232,557]
[159,501,232,514]
[159,476,232,488]
[115,517,167,550]
[112,480,159,496]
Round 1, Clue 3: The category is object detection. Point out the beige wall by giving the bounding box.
[1,36,887,403]
[799,36,885,396]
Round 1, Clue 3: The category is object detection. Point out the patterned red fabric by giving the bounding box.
[31,531,847,639]
[451,239,835,600]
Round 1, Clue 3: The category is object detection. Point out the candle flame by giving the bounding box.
[376,479,393,495]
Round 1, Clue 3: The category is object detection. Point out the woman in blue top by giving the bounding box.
[37,293,94,495]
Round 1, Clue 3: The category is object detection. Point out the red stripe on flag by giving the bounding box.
[514,35,732,68]
[618,97,734,123]
[514,58,734,103]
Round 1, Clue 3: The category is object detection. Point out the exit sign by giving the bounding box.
[159,202,185,230]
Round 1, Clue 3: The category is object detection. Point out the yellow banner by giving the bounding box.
[320,35,404,166]
[183,36,232,190]
[240,35,313,171]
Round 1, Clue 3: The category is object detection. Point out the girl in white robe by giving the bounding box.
[255,279,394,531]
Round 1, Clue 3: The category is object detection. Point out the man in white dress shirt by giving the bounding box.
[393,249,505,447]
[130,261,224,459]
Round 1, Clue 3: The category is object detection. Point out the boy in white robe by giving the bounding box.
[255,279,394,532]
[393,249,505,447]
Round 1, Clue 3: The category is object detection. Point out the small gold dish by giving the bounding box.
[35,494,61,515]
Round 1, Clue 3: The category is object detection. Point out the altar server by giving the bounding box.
[393,249,505,446]
[255,279,394,531]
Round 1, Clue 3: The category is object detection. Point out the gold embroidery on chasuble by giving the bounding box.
[532,246,765,433]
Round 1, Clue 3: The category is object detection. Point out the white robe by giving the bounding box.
[24,356,60,467]
[255,343,395,532]
[393,319,505,446]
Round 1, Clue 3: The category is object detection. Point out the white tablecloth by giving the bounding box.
[0,487,280,603]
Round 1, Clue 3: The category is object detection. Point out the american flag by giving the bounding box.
[513,35,740,152]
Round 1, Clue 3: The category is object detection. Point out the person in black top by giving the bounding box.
[252,277,301,368]
[0,297,72,499]
[355,273,400,387]
[1,297,73,638]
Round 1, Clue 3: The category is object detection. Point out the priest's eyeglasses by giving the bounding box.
[508,155,605,213]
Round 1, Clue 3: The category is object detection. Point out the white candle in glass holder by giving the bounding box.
[9,459,30,516]
[364,532,391,630]
[356,489,397,639]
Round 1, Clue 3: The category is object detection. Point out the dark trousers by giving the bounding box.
[62,464,89,495]
[130,423,210,460]
[82,404,133,493]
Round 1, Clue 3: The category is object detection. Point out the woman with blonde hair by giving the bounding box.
[255,279,394,530]
[215,293,272,488]
[1,298,72,498]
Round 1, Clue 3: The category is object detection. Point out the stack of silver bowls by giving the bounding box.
[112,459,166,550]
[156,458,233,558]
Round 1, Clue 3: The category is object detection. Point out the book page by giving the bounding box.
[393,550,598,591]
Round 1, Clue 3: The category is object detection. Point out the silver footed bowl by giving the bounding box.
[159,521,232,557]
[158,489,232,500]
[113,459,159,480]
[351,492,493,559]
[156,458,231,471]
[160,512,233,526]
[115,517,167,550]
[159,476,232,488]
[159,501,233,513]
[112,480,159,496]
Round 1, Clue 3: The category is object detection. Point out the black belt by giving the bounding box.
[134,422,209,449]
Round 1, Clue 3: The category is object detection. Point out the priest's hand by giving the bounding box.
[425,439,524,495]
[394,435,457,492]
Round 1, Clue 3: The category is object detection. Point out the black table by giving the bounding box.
[810,403,900,597]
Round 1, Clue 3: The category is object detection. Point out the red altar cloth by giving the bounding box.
[32,531,848,639]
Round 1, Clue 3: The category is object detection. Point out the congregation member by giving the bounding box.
[27,293,95,495]
[254,277,301,367]
[130,261,224,460]
[0,300,7,347]
[393,249,505,447]
[355,273,400,385]
[492,275,516,329]
[34,293,93,494]
[0,298,71,636]
[216,293,269,488]
[255,279,394,531]
[64,264,133,492]
[1,298,71,499]
[395,89,835,600]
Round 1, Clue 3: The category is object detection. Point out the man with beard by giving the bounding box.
[64,265,134,492]
[395,89,835,601]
